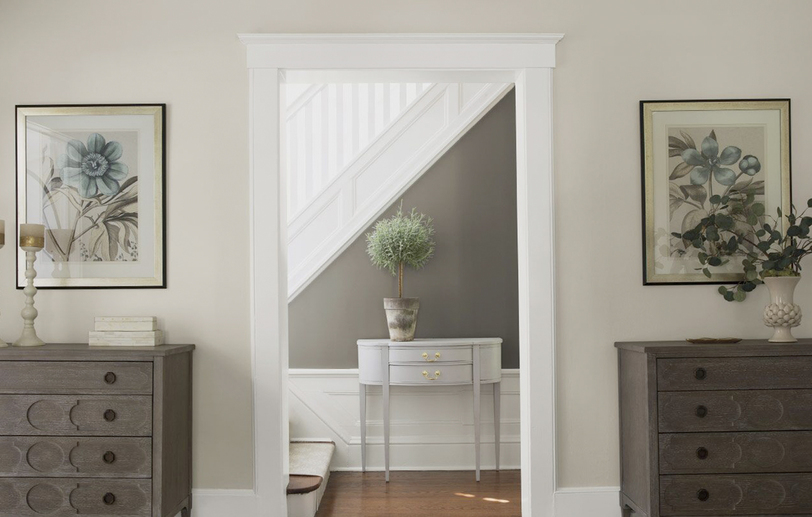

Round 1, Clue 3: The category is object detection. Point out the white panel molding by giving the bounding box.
[289,368,520,470]
[243,33,563,517]
[287,82,513,300]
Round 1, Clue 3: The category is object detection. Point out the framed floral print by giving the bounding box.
[641,99,791,285]
[16,104,166,288]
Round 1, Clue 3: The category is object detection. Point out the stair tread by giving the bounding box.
[287,474,323,495]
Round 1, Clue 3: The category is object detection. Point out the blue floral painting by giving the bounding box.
[34,132,138,263]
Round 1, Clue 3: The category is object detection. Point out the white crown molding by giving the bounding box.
[239,33,563,70]
[239,33,564,46]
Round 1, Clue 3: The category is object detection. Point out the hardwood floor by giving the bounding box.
[316,470,521,517]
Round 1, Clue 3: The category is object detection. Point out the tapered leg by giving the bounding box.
[382,348,390,483]
[360,383,367,472]
[181,507,190,517]
[473,347,481,482]
[493,381,501,470]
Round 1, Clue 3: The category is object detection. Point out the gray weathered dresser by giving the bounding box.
[0,344,194,517]
[617,340,812,517]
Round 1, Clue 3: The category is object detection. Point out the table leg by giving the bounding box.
[493,381,500,471]
[382,348,390,483]
[360,383,366,472]
[473,347,481,482]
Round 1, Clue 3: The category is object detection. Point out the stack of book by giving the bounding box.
[89,317,163,347]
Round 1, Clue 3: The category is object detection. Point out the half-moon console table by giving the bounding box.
[357,337,502,482]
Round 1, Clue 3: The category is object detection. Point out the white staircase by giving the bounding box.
[286,81,513,300]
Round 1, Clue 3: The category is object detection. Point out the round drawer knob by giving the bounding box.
[695,368,707,380]
[103,451,116,464]
[696,447,709,460]
[103,493,116,505]
[104,372,117,384]
[695,405,708,418]
[104,409,117,422]
[697,489,710,502]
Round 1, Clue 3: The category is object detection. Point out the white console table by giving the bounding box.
[357,337,502,482]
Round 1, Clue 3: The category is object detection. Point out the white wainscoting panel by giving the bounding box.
[289,368,520,471]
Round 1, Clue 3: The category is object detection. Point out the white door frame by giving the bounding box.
[240,33,563,517]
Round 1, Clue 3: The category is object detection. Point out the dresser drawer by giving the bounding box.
[660,473,812,515]
[0,437,151,478]
[659,390,812,433]
[0,396,152,436]
[389,364,473,385]
[660,431,812,474]
[0,478,150,516]
[389,346,472,364]
[0,362,153,395]
[658,356,812,391]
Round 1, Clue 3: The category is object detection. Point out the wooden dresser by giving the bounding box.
[0,344,194,517]
[616,340,812,517]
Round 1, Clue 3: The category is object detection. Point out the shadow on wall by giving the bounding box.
[289,90,519,369]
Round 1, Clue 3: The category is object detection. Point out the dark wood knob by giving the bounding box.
[697,489,710,502]
[104,409,117,422]
[104,372,117,384]
[695,405,708,418]
[695,368,707,380]
[103,493,116,505]
[696,447,709,460]
[103,451,116,464]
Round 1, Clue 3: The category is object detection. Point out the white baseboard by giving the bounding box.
[189,487,621,516]
[191,489,257,516]
[554,487,621,517]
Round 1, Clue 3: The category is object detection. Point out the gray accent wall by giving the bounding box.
[289,89,519,369]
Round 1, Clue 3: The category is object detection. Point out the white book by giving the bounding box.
[89,330,164,347]
[95,317,158,332]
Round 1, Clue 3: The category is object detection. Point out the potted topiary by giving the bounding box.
[366,204,435,341]
[675,196,812,342]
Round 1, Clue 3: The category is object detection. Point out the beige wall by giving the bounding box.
[2,0,812,490]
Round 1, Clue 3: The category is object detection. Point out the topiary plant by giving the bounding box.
[366,203,435,298]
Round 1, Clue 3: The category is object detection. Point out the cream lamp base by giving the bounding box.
[14,249,44,347]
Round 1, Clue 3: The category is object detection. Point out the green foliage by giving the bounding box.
[674,199,812,302]
[366,203,435,294]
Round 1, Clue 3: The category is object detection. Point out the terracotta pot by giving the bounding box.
[383,297,419,341]
[763,276,802,343]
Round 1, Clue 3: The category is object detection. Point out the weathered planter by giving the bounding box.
[384,297,419,341]
[763,276,802,343]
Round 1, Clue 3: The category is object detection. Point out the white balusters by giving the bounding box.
[284,83,433,218]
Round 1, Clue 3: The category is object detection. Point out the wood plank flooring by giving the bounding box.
[315,470,521,517]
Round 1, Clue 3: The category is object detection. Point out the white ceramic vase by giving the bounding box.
[763,276,802,343]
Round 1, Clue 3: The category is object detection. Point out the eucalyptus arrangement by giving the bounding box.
[366,203,435,341]
[674,198,812,302]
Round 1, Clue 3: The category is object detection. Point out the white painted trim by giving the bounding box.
[554,487,620,517]
[244,33,563,517]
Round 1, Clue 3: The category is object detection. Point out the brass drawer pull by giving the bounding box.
[422,370,441,381]
[104,409,117,422]
[103,492,116,505]
[104,372,117,384]
[103,451,117,464]
[421,352,441,362]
